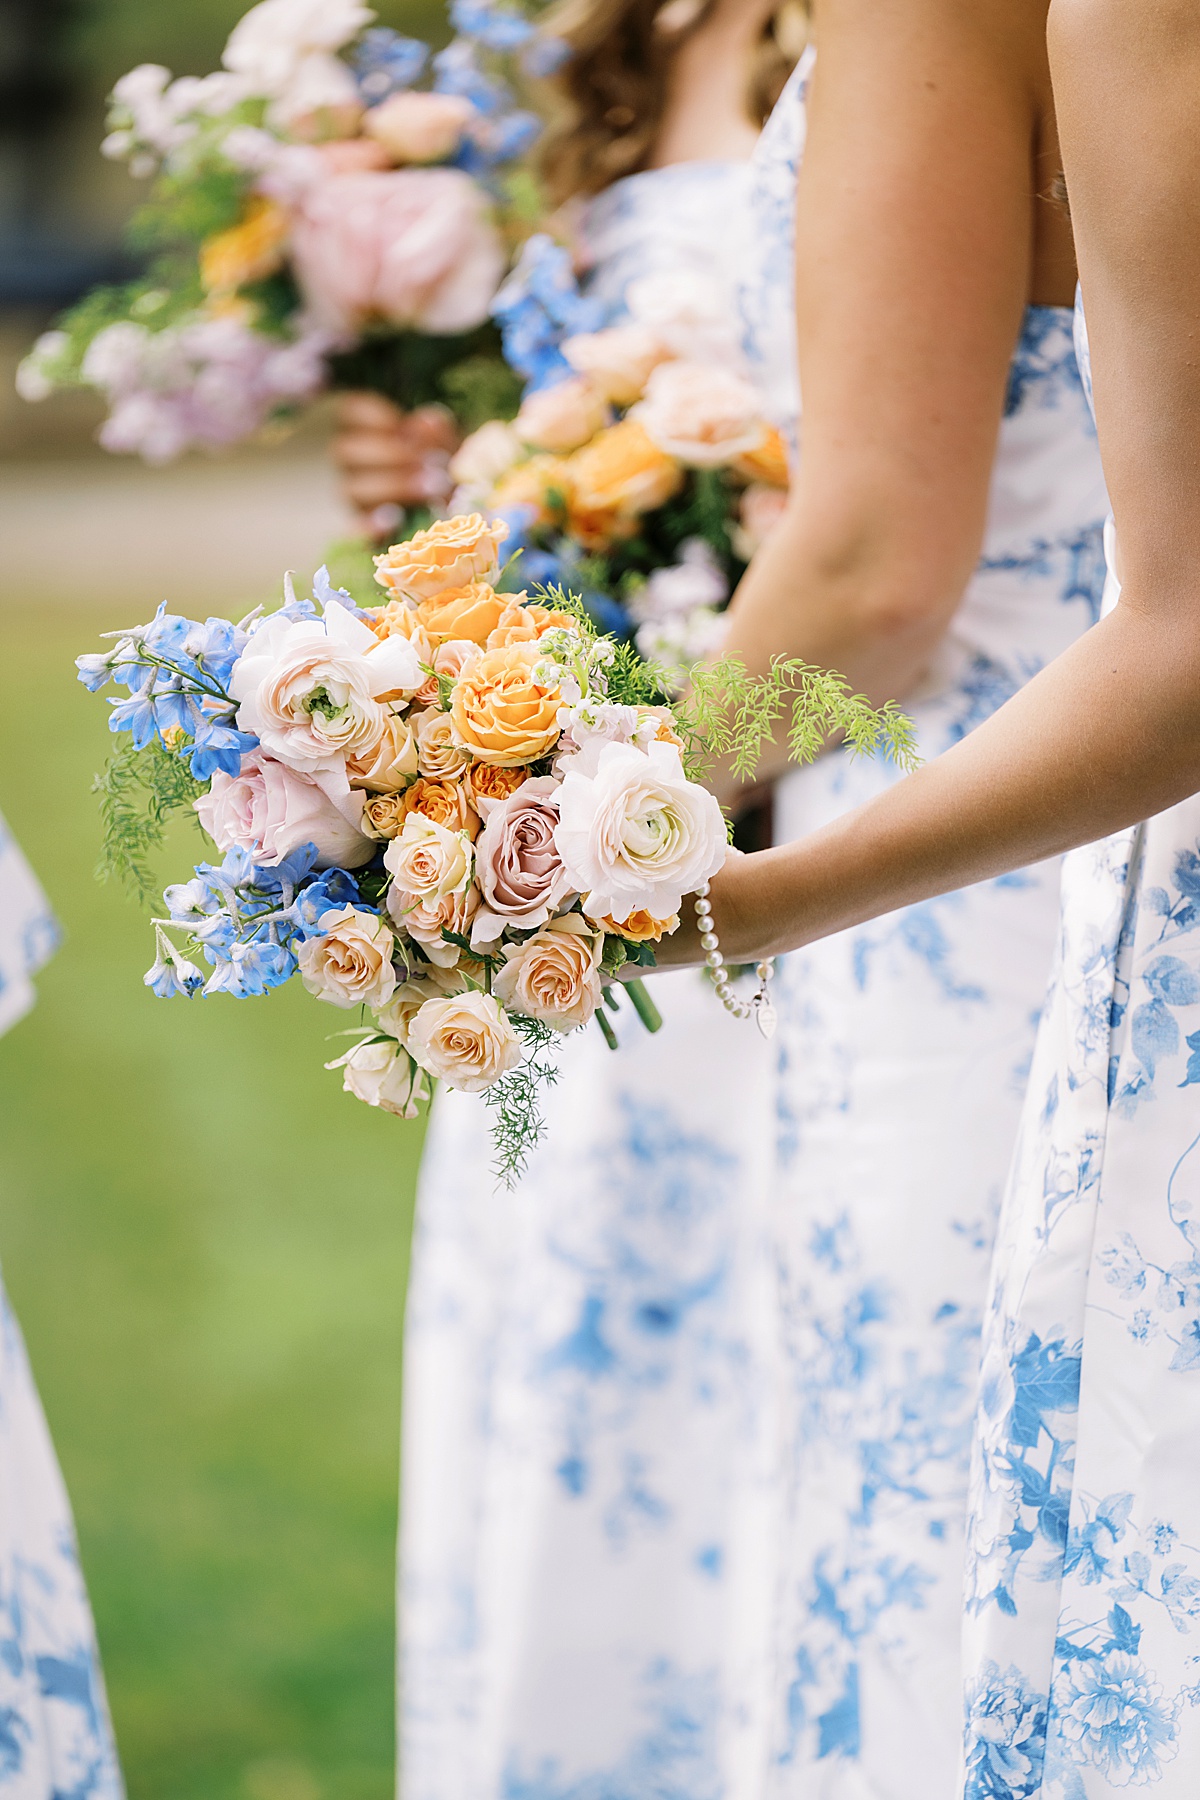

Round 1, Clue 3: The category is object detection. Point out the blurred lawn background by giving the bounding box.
[0,4,457,1797]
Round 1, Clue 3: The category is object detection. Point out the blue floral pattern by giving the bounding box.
[741,62,1111,1797]
[0,811,61,1038]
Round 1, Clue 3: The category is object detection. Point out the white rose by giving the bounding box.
[407,990,524,1094]
[384,814,474,903]
[448,420,522,488]
[554,739,727,922]
[561,323,669,406]
[493,915,603,1033]
[231,602,423,774]
[298,905,398,1009]
[195,749,374,868]
[326,1036,429,1118]
[626,537,728,626]
[631,361,766,469]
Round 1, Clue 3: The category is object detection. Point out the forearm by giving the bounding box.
[702,597,1200,962]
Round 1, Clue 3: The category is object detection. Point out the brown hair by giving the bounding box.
[535,0,808,205]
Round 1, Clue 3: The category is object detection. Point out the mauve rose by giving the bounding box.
[291,166,505,336]
[471,775,574,946]
[364,90,474,164]
[195,749,374,869]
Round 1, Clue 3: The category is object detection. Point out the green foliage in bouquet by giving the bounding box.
[326,324,523,426]
[93,739,205,903]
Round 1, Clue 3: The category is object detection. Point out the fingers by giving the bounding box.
[334,390,406,430]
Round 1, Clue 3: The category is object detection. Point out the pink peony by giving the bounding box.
[290,167,505,336]
[195,749,374,869]
[471,775,575,945]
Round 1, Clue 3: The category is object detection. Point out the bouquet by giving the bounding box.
[18,0,561,465]
[77,514,914,1181]
[453,244,792,680]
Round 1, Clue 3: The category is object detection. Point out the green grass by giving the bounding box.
[0,599,427,1799]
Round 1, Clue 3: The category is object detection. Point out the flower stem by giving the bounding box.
[624,977,663,1035]
[595,1006,619,1051]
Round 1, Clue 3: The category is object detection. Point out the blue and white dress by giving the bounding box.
[734,65,1112,1797]
[960,309,1200,1799]
[0,814,123,1798]
[399,159,783,1800]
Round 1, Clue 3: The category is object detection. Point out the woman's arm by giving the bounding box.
[656,0,1200,966]
[718,0,1066,793]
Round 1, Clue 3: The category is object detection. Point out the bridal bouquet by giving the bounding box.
[77,514,913,1179]
[18,0,558,463]
[455,242,792,681]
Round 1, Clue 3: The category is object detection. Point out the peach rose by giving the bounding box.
[344,709,419,792]
[386,882,479,969]
[584,904,679,943]
[561,323,670,406]
[414,580,509,647]
[432,638,482,682]
[374,513,509,603]
[465,763,531,809]
[567,419,683,524]
[631,361,767,468]
[364,90,473,164]
[375,964,467,1047]
[401,777,480,840]
[734,425,790,487]
[450,643,564,767]
[298,904,397,1010]
[200,195,290,295]
[384,813,473,901]
[325,1036,429,1118]
[486,601,576,650]
[514,376,609,454]
[362,792,409,840]
[406,989,523,1094]
[416,707,473,780]
[489,454,573,527]
[493,915,603,1034]
[318,139,392,175]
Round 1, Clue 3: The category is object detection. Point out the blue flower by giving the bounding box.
[963,1662,1047,1800]
[291,868,364,938]
[143,953,203,999]
[183,726,258,783]
[491,235,607,389]
[433,38,510,116]
[450,0,535,50]
[521,33,570,78]
[1054,1650,1178,1786]
[354,28,428,103]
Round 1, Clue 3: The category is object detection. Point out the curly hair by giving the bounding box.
[535,0,809,205]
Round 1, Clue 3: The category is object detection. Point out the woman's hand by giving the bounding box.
[332,392,461,536]
[619,849,759,973]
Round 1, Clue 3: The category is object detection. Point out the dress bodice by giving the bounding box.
[741,55,1111,689]
[575,158,759,318]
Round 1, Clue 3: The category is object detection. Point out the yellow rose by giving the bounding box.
[200,196,290,295]
[414,580,509,648]
[374,513,509,604]
[583,905,679,943]
[401,776,481,840]
[489,455,573,528]
[449,643,564,768]
[567,419,683,521]
[486,601,576,650]
[733,424,790,488]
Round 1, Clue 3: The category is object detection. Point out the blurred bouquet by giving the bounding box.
[76,515,913,1179]
[453,245,793,681]
[18,0,561,464]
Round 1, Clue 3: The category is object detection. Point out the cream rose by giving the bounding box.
[561,323,670,405]
[384,813,473,905]
[374,513,509,603]
[416,707,473,780]
[448,419,521,487]
[407,989,523,1094]
[386,883,479,969]
[325,1036,429,1118]
[471,775,573,945]
[554,738,727,921]
[344,709,419,792]
[298,904,398,1009]
[514,376,609,454]
[231,602,424,773]
[631,361,767,468]
[362,791,408,840]
[450,643,564,767]
[493,915,603,1034]
[432,638,482,682]
[195,750,374,869]
[374,965,466,1047]
[363,90,473,163]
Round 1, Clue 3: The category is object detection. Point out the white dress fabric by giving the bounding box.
[960,308,1200,1799]
[399,158,782,1800]
[734,65,1112,1798]
[0,815,123,1797]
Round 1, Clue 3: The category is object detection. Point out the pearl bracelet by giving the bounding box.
[694,882,777,1040]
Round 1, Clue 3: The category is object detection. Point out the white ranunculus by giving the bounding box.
[325,1036,429,1117]
[195,749,374,868]
[231,602,423,774]
[384,814,474,903]
[222,0,373,94]
[554,738,727,923]
[407,990,523,1094]
[298,904,398,1009]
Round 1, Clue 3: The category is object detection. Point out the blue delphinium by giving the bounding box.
[491,235,606,390]
[353,29,429,103]
[450,0,535,52]
[433,37,511,117]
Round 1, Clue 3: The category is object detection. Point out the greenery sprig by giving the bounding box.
[93,738,204,903]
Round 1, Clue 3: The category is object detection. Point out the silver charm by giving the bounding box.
[754,997,777,1041]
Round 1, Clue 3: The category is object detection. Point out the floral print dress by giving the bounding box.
[960,308,1200,1799]
[0,814,123,1797]
[733,63,1112,1798]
